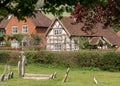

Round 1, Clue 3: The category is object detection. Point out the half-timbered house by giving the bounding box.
[45,17,120,51]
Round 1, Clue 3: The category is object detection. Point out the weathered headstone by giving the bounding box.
[7,73,11,80]
[62,68,70,82]
[53,72,57,78]
[8,65,10,73]
[93,76,98,84]
[18,61,22,77]
[21,57,25,76]
[0,74,5,81]
[49,74,54,79]
[3,65,7,74]
[10,72,14,78]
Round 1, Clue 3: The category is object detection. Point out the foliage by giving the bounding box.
[8,34,24,40]
[24,51,36,63]
[12,34,26,43]
[24,50,120,71]
[0,0,38,21]
[31,34,41,45]
[112,24,120,32]
[42,0,106,16]
[1,0,120,22]
[74,37,94,49]
[70,0,120,34]
[0,51,9,63]
[0,50,120,71]
[98,39,103,46]
[5,40,11,47]
[0,51,19,64]
[100,52,120,71]
[25,50,53,64]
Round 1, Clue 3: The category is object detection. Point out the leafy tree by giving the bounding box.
[0,0,120,24]
[69,0,120,34]
[0,0,38,20]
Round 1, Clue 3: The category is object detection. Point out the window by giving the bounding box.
[54,43,61,50]
[0,29,5,34]
[22,25,28,33]
[12,26,18,34]
[54,29,62,35]
[74,44,79,50]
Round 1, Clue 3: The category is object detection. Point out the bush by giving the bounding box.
[0,50,120,71]
[0,51,9,63]
[0,51,19,64]
[100,52,120,71]
[25,50,53,64]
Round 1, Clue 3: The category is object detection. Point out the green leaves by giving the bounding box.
[0,0,38,21]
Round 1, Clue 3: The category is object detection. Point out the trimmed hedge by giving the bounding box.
[0,50,120,71]
[24,51,120,71]
[0,51,20,64]
[0,51,9,63]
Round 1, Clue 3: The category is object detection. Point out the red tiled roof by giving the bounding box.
[0,18,11,28]
[89,37,101,45]
[116,31,120,37]
[0,12,51,28]
[30,12,51,28]
[47,17,120,46]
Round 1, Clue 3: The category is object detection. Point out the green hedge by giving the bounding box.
[0,50,120,71]
[24,51,120,71]
[0,51,20,64]
[0,51,9,63]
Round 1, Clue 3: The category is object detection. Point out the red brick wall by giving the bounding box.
[36,28,48,48]
[5,16,36,35]
[5,16,48,48]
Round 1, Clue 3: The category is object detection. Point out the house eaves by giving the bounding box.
[0,15,12,29]
[45,17,71,37]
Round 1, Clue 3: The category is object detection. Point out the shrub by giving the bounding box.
[77,51,102,67]
[51,51,79,67]
[100,52,120,71]
[25,50,53,64]
[0,50,120,71]
[24,51,120,71]
[24,51,36,63]
[0,51,9,63]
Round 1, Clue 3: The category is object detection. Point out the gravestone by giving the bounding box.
[0,74,5,81]
[53,72,57,78]
[7,73,11,80]
[10,72,14,78]
[21,56,25,76]
[93,76,98,84]
[62,68,70,82]
[18,61,22,77]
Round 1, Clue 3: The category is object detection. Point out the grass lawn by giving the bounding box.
[0,64,120,86]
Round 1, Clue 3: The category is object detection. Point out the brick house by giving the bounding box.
[0,12,51,48]
[45,17,120,51]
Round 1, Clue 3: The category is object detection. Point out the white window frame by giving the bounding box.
[22,25,28,33]
[0,29,5,34]
[54,43,61,50]
[54,28,62,35]
[12,26,18,34]
[74,44,79,50]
